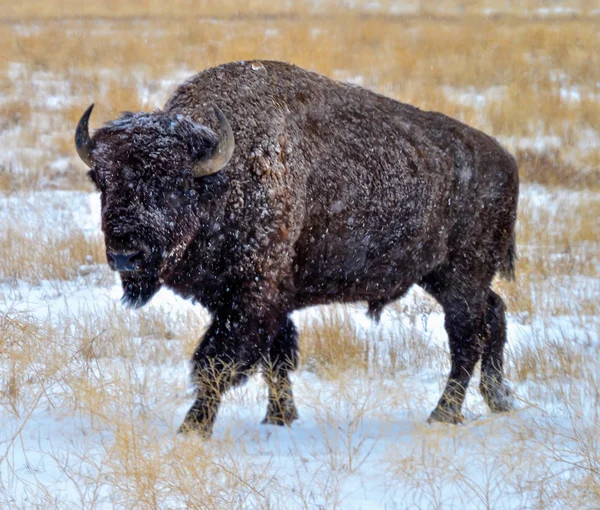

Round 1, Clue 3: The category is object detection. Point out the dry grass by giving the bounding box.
[385,407,600,509]
[1,6,599,191]
[299,303,449,380]
[0,0,596,19]
[300,306,369,376]
[516,149,600,189]
[0,226,106,284]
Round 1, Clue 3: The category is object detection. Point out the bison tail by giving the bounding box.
[499,228,517,281]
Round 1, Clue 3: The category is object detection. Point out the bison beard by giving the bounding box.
[120,271,161,309]
[74,60,519,438]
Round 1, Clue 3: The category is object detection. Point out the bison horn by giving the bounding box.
[75,103,95,168]
[192,107,235,177]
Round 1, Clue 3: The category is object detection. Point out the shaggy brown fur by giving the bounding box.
[80,60,518,436]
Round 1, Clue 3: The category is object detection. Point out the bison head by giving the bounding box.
[75,104,234,307]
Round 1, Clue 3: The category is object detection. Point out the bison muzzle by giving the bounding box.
[75,60,518,437]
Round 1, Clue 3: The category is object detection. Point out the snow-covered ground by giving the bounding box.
[0,185,598,509]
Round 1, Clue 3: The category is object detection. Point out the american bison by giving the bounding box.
[75,60,518,436]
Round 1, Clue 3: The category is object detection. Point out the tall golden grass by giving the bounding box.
[0,0,597,19]
[0,7,599,191]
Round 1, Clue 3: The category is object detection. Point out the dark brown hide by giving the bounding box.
[81,61,518,436]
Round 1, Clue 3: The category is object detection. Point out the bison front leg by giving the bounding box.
[262,317,299,426]
[179,310,280,437]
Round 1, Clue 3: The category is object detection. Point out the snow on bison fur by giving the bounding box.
[75,60,518,436]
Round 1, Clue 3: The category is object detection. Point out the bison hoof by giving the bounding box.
[261,405,298,427]
[480,381,515,414]
[177,418,213,438]
[427,406,464,425]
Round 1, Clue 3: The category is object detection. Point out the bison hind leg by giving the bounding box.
[420,271,487,424]
[480,290,515,413]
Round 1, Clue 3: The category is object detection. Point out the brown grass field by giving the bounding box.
[1,2,599,191]
[0,1,599,508]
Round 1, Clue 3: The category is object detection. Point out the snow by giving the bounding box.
[442,85,507,109]
[1,186,598,508]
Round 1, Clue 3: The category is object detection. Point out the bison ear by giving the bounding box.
[191,107,235,178]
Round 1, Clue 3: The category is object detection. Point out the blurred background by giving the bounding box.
[1,0,598,191]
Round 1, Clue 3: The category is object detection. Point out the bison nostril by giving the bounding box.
[107,251,142,272]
